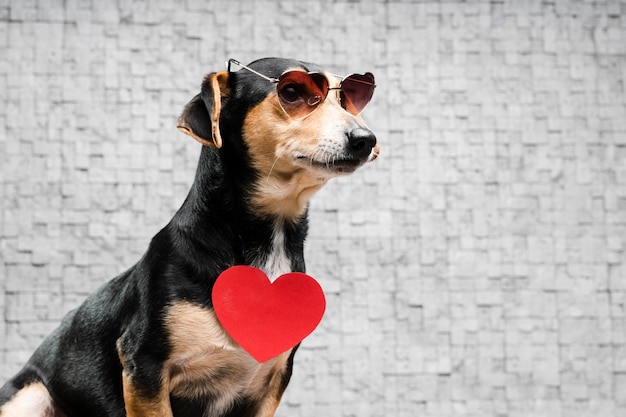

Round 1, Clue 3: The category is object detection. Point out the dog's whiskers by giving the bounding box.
[267,155,282,182]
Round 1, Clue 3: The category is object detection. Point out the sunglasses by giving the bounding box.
[227,59,376,120]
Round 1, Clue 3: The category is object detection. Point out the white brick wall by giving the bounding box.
[1,1,626,416]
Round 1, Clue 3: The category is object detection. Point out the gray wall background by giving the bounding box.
[1,1,626,416]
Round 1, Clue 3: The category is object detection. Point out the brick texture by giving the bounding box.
[1,1,626,416]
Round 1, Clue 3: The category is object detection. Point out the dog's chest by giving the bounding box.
[164,302,291,415]
[161,222,297,414]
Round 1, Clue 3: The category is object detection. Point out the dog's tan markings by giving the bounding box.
[246,350,293,417]
[164,302,292,416]
[121,371,172,417]
[117,335,173,417]
[0,382,67,417]
[242,95,331,220]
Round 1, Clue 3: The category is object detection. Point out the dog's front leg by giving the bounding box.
[117,334,173,417]
[122,370,172,417]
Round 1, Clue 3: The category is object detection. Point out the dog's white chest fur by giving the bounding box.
[258,221,292,280]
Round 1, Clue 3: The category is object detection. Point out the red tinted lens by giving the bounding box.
[277,71,329,119]
[339,73,376,115]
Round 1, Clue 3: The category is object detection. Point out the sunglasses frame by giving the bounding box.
[227,58,375,119]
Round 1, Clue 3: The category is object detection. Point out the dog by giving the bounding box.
[0,57,378,417]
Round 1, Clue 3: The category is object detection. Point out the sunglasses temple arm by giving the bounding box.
[227,59,279,83]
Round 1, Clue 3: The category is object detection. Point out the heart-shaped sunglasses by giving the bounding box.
[228,59,376,120]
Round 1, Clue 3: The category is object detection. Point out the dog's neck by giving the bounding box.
[170,146,308,280]
[192,145,321,221]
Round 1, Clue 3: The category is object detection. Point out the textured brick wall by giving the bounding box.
[1,1,626,416]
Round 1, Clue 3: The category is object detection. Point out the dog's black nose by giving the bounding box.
[347,128,377,159]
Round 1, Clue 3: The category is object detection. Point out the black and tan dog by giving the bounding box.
[0,57,378,417]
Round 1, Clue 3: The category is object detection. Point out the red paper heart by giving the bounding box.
[212,265,326,363]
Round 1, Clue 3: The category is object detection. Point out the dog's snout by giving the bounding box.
[347,128,377,159]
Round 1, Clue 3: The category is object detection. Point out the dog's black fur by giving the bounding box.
[0,57,378,417]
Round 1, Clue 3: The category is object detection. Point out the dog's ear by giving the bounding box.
[177,71,230,148]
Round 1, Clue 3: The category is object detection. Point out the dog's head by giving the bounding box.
[177,57,379,219]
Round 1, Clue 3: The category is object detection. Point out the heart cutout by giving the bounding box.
[212,265,326,363]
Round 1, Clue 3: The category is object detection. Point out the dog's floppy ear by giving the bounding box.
[177,71,230,148]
